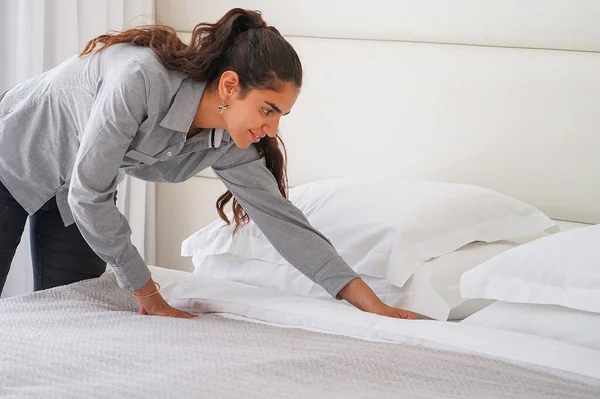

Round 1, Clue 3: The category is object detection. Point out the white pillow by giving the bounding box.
[182,179,557,288]
[192,241,518,321]
[461,301,600,351]
[460,224,600,313]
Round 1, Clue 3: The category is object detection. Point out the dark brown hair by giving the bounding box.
[80,8,303,234]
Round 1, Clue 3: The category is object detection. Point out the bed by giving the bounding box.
[1,266,599,398]
[2,1,600,397]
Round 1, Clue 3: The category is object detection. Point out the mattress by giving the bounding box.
[1,267,599,398]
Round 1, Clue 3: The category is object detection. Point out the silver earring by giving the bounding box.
[217,100,229,114]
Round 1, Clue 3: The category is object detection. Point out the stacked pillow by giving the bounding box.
[459,224,599,346]
[460,301,600,350]
[182,178,558,320]
[460,223,600,312]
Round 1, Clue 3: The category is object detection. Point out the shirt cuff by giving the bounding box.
[313,256,360,299]
[110,253,152,291]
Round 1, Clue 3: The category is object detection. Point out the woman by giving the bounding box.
[0,8,416,319]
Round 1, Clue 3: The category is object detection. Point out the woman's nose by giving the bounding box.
[263,119,280,137]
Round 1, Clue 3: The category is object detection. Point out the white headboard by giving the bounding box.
[155,1,600,269]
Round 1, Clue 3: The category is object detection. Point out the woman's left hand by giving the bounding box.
[367,304,418,319]
[338,277,418,319]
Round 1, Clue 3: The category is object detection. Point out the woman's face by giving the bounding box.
[222,80,299,149]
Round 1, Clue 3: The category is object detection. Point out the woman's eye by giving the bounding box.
[262,108,272,116]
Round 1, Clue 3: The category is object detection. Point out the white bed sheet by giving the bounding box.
[149,266,600,384]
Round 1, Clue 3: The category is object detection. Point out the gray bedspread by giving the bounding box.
[1,271,599,399]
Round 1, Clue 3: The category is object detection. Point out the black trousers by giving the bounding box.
[0,181,107,296]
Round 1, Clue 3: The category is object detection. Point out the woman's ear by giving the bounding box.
[218,70,240,101]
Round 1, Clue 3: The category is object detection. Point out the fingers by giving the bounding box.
[398,311,417,320]
[401,310,418,320]
[163,310,196,318]
[389,308,417,320]
[138,306,197,318]
[174,310,198,319]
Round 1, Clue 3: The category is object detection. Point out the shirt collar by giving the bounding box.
[222,129,232,143]
[158,78,232,144]
[159,77,206,133]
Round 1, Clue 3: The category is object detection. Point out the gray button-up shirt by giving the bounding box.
[0,43,358,296]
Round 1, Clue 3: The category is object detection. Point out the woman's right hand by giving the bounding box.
[133,278,197,319]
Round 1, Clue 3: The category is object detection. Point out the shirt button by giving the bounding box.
[167,151,173,157]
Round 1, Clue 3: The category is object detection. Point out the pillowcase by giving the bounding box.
[192,241,518,321]
[460,224,600,313]
[461,301,600,350]
[182,178,557,288]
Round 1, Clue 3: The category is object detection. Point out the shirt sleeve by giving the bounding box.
[68,61,151,291]
[211,144,359,298]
